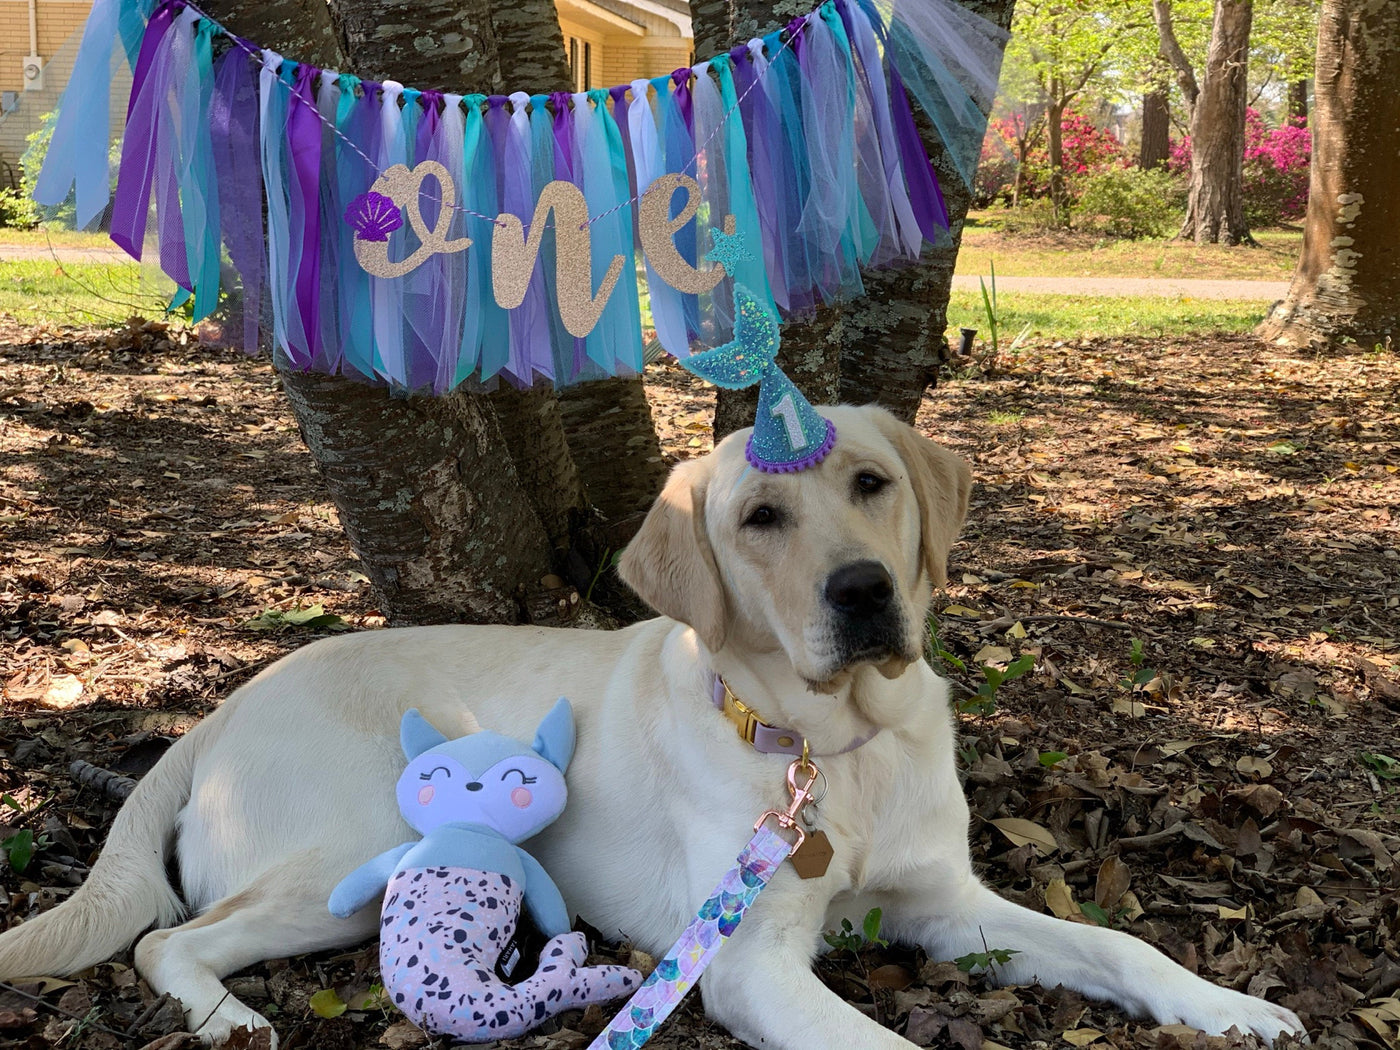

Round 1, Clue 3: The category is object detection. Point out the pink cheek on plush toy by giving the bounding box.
[417,785,435,805]
[510,787,532,809]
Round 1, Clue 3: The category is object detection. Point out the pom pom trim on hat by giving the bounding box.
[745,418,837,474]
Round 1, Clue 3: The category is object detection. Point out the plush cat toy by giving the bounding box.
[328,699,640,1041]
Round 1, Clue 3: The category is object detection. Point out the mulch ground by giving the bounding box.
[0,317,1397,1050]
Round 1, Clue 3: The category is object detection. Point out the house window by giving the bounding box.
[566,36,593,90]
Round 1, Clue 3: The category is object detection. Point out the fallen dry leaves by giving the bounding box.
[0,323,1397,1050]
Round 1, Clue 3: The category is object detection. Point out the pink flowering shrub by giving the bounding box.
[976,111,1127,206]
[1169,109,1311,227]
[975,116,1024,205]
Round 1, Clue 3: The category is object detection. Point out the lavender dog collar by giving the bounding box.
[710,676,877,757]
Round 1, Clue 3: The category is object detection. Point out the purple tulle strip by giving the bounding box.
[209,44,264,349]
[111,2,177,266]
[288,61,323,364]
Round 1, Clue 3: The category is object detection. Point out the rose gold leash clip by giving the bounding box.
[753,757,821,853]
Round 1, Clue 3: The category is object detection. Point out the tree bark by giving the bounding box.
[558,379,669,522]
[489,0,576,92]
[1287,78,1309,123]
[1045,93,1069,224]
[695,0,1016,430]
[329,0,500,85]
[280,373,550,623]
[1256,0,1400,350]
[1139,90,1171,169]
[1180,0,1255,245]
[1153,0,1201,125]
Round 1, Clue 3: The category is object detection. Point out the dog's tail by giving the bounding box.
[0,716,209,978]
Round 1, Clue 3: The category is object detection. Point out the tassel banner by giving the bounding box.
[34,0,1006,392]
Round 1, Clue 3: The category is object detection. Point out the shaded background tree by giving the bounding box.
[996,0,1140,224]
[1157,0,1256,244]
[1256,0,1399,349]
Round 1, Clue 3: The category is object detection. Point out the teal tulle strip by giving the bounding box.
[178,18,220,320]
[257,50,295,363]
[579,88,643,377]
[713,56,775,321]
[370,81,408,383]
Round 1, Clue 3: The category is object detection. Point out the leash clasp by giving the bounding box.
[753,758,821,851]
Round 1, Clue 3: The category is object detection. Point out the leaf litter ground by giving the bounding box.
[0,320,1397,1050]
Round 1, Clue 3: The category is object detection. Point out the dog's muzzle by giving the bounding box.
[824,560,908,665]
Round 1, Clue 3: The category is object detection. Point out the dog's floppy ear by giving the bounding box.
[873,411,973,589]
[618,457,728,652]
[401,708,449,759]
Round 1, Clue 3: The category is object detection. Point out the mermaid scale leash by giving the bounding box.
[586,826,794,1050]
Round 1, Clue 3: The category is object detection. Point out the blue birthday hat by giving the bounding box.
[682,235,836,473]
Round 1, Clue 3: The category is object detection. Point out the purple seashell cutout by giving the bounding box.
[344,190,402,242]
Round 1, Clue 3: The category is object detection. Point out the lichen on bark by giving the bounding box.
[1257,0,1400,349]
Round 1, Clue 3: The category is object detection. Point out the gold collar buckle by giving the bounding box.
[721,681,769,745]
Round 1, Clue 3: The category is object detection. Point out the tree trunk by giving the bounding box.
[1256,0,1400,350]
[1045,94,1069,224]
[489,0,575,92]
[1153,0,1201,124]
[198,0,343,70]
[280,373,551,623]
[1288,79,1309,123]
[695,0,1015,430]
[1139,90,1171,169]
[558,379,669,522]
[329,0,500,85]
[1180,0,1255,245]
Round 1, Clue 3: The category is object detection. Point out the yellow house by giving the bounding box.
[555,0,694,90]
[0,0,692,188]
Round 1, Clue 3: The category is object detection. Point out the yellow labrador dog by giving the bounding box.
[0,405,1303,1049]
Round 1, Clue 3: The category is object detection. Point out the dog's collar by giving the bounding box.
[710,676,877,757]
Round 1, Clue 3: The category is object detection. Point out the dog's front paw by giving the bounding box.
[1156,983,1304,1046]
[193,1003,277,1048]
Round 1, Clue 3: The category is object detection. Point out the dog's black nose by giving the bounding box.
[824,561,894,618]
[466,782,483,792]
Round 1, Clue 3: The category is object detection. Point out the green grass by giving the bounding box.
[0,227,119,249]
[0,251,1273,344]
[0,259,172,326]
[947,289,1267,342]
[987,409,1026,425]
[955,221,1301,282]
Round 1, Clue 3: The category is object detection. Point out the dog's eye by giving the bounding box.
[744,505,780,528]
[501,768,538,785]
[855,472,887,496]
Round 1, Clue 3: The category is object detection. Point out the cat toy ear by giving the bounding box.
[532,697,576,772]
[401,709,449,760]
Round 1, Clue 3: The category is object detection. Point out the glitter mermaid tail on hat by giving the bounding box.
[681,283,837,474]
